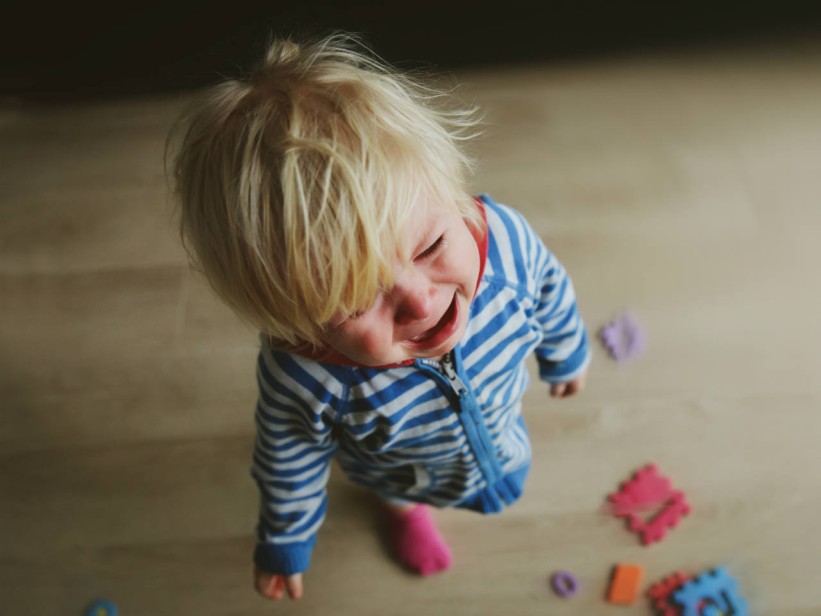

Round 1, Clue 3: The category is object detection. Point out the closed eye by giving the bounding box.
[415,234,446,261]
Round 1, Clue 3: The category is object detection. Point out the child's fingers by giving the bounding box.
[254,570,287,600]
[272,576,287,600]
[550,378,584,398]
[253,570,269,596]
[563,380,580,396]
[550,382,568,397]
[286,574,304,599]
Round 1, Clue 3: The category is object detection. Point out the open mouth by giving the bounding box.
[406,293,459,348]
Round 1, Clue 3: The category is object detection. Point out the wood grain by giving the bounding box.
[3,38,820,614]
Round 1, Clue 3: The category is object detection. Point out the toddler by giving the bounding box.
[168,33,590,601]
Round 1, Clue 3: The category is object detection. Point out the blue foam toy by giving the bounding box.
[672,567,749,616]
[85,599,118,616]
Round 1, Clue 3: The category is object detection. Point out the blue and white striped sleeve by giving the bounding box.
[527,223,591,384]
[251,345,343,575]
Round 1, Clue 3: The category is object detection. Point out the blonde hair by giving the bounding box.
[167,32,481,350]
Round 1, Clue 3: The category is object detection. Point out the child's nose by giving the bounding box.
[393,274,436,325]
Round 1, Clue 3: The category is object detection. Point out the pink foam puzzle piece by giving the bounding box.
[607,464,691,545]
[608,464,674,516]
[636,493,692,544]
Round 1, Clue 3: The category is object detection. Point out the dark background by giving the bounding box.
[3,0,821,101]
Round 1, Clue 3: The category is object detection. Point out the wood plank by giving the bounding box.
[3,38,821,614]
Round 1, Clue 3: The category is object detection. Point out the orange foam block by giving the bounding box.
[607,564,644,605]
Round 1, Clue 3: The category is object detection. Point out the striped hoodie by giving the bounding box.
[252,194,590,574]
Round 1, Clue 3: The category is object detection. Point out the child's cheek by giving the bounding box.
[356,327,388,359]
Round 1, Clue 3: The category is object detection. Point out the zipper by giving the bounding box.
[419,351,502,485]
[439,351,468,395]
[419,352,465,399]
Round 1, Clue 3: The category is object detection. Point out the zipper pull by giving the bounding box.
[440,351,467,395]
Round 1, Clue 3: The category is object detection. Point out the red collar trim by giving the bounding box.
[295,198,489,368]
[472,196,489,292]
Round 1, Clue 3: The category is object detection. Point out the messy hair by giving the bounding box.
[167,32,481,350]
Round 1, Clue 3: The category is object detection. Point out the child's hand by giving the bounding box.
[549,371,587,398]
[254,567,304,600]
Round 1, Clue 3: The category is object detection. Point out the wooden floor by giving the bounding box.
[3,37,821,615]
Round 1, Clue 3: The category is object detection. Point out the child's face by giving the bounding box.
[326,202,481,366]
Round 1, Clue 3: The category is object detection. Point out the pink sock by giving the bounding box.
[387,504,452,576]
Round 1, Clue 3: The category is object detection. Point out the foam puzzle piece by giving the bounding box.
[608,463,674,516]
[85,599,118,616]
[672,568,749,616]
[550,570,580,597]
[607,464,691,545]
[647,571,690,616]
[608,563,644,605]
[598,312,646,362]
[633,492,691,544]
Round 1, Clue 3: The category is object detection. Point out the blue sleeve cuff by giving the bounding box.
[536,329,591,383]
[253,537,316,575]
